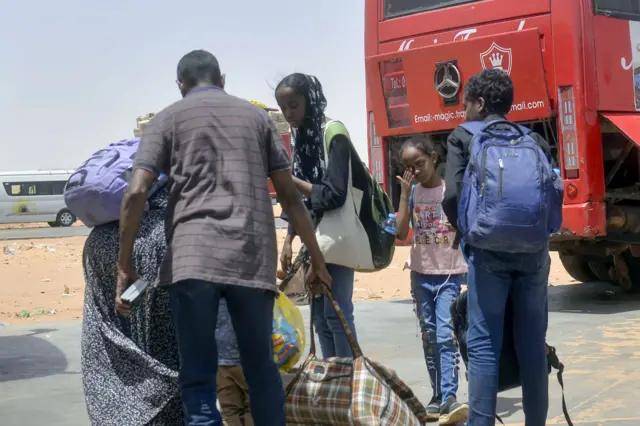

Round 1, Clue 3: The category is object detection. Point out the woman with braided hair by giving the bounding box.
[276,73,369,358]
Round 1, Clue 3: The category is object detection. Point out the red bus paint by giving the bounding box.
[365,0,640,289]
[262,108,292,199]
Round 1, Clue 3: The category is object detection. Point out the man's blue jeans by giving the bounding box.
[168,280,285,426]
[464,245,550,426]
[312,263,358,358]
[411,272,464,402]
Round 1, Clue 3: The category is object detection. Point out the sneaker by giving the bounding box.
[439,397,468,425]
[426,396,441,422]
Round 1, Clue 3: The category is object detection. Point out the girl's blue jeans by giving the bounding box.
[411,271,464,402]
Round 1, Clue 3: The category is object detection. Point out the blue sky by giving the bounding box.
[0,0,366,171]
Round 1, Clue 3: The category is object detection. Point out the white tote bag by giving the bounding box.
[315,121,373,271]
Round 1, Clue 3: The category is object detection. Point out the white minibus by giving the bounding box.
[0,170,76,227]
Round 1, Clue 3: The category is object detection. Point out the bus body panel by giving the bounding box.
[594,16,640,112]
[367,29,551,136]
[264,109,293,200]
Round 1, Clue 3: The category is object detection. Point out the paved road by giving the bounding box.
[0,218,288,241]
[1,281,640,425]
[0,226,91,241]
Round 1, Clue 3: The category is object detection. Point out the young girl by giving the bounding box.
[396,138,469,425]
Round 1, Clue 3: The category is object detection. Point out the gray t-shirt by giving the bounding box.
[134,87,291,290]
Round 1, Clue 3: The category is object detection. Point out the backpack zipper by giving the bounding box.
[498,158,504,198]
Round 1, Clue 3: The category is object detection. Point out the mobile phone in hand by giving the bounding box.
[120,279,149,308]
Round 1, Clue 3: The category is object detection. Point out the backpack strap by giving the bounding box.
[323,120,350,163]
[496,345,573,426]
[547,345,574,426]
[459,121,486,136]
[460,120,531,137]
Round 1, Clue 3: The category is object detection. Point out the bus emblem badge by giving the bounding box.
[434,62,461,99]
[480,42,513,75]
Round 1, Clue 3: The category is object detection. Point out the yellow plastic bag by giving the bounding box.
[272,292,306,372]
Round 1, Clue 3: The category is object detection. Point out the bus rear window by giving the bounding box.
[384,0,477,19]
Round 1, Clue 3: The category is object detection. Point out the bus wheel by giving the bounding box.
[588,257,614,282]
[558,252,596,283]
[56,209,76,227]
[47,222,59,228]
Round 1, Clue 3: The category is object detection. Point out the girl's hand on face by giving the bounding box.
[396,169,414,195]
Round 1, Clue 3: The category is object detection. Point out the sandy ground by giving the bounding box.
[0,204,576,324]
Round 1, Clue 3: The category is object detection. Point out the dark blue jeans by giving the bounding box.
[464,245,550,426]
[168,280,285,426]
[411,272,464,402]
[312,263,357,358]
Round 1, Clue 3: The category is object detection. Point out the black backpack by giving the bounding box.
[451,291,573,425]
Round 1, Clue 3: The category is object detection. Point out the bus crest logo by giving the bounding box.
[480,42,513,75]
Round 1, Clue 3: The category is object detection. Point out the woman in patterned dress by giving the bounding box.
[80,187,183,425]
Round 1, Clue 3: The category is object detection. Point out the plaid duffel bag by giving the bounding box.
[285,285,428,425]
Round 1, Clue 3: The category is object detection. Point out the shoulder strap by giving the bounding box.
[458,121,486,136]
[496,345,573,426]
[547,345,574,426]
[323,120,350,163]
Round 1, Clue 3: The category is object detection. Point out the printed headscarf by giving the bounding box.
[292,75,327,187]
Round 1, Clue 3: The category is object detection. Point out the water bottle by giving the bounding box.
[383,213,397,236]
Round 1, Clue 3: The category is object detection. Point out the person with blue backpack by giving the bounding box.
[442,69,563,426]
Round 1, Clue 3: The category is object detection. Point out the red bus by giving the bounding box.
[364,1,640,289]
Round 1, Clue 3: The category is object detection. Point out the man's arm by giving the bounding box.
[118,169,157,272]
[271,170,325,269]
[118,113,170,276]
[442,128,468,232]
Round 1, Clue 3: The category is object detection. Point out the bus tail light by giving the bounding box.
[368,112,384,184]
[558,86,579,179]
[379,58,410,128]
[566,183,578,199]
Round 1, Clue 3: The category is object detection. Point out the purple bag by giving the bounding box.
[64,138,168,227]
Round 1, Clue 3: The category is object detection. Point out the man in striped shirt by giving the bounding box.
[116,49,330,425]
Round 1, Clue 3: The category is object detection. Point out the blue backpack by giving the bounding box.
[457,120,563,253]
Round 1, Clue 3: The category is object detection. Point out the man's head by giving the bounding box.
[463,69,514,121]
[176,50,225,97]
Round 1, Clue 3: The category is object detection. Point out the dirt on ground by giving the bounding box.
[0,204,577,324]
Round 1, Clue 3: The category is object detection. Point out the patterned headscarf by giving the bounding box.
[292,75,327,187]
